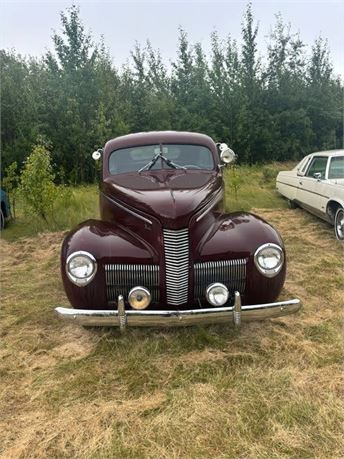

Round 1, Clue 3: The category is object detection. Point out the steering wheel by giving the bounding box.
[183,165,202,169]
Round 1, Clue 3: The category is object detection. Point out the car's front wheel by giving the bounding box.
[334,207,344,241]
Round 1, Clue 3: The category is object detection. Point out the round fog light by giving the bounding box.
[206,283,229,306]
[128,286,151,310]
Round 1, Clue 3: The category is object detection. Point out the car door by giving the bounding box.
[296,156,329,218]
[276,155,311,201]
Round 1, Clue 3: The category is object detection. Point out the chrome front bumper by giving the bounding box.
[55,292,302,330]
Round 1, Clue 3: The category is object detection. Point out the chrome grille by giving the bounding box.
[163,228,189,305]
[194,259,247,299]
[105,264,159,302]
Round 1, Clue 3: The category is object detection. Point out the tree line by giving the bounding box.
[1,4,343,183]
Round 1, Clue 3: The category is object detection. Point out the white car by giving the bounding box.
[276,150,344,241]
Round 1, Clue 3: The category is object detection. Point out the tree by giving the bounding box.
[306,37,339,150]
[1,4,342,177]
[44,5,103,182]
[2,162,19,219]
[0,51,38,170]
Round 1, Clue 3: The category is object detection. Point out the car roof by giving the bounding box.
[307,149,344,158]
[104,131,217,155]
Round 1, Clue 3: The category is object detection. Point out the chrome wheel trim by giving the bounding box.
[335,208,344,241]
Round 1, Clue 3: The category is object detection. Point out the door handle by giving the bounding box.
[299,181,303,185]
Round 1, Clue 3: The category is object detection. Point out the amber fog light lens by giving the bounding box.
[206,283,229,306]
[66,251,97,286]
[128,286,151,310]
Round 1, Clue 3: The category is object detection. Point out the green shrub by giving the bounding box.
[261,165,279,183]
[19,143,60,223]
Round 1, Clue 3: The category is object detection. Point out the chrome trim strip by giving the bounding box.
[276,180,330,200]
[196,189,224,222]
[101,192,153,225]
[55,297,302,327]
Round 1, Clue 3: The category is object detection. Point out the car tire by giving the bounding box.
[288,199,298,209]
[0,209,4,230]
[334,207,344,241]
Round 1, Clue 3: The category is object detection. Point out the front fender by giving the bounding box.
[61,219,158,309]
[191,211,286,305]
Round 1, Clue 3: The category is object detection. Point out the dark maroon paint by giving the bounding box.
[61,131,286,310]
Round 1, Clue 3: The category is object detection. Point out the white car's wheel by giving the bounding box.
[334,207,344,241]
[287,199,298,209]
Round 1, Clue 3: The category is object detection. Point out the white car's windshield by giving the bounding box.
[109,144,214,175]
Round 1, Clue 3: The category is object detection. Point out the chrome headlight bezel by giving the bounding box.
[66,251,97,286]
[254,243,284,278]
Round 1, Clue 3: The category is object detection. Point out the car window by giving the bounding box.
[328,156,344,179]
[109,144,214,175]
[300,157,312,174]
[305,156,328,178]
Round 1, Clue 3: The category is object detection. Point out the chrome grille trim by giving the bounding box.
[194,259,247,298]
[163,228,189,305]
[105,264,159,302]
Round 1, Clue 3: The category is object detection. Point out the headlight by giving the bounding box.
[206,283,229,306]
[254,243,284,278]
[66,251,97,286]
[128,286,151,310]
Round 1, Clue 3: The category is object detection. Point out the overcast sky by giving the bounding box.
[1,0,343,78]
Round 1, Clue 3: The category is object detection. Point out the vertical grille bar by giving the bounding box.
[194,259,247,299]
[105,264,159,303]
[163,228,189,305]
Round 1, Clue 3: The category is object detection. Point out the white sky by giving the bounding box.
[1,0,343,79]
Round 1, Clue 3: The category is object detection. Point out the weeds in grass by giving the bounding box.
[2,185,99,241]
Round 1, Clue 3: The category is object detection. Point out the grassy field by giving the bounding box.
[1,164,343,458]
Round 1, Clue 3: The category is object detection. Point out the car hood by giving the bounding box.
[102,170,222,228]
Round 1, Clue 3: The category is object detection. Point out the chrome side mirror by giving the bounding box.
[313,172,322,180]
[218,143,236,165]
[92,149,103,161]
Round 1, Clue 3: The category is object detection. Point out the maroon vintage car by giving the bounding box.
[55,131,301,329]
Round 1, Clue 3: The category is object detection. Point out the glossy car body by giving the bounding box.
[276,150,344,240]
[56,132,301,328]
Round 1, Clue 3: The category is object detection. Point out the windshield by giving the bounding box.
[109,144,214,175]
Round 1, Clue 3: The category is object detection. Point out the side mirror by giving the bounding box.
[218,143,236,165]
[92,149,103,161]
[313,172,322,180]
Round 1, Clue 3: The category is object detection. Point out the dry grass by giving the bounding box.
[1,208,343,458]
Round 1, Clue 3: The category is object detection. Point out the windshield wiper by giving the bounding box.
[138,150,160,172]
[138,144,185,172]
